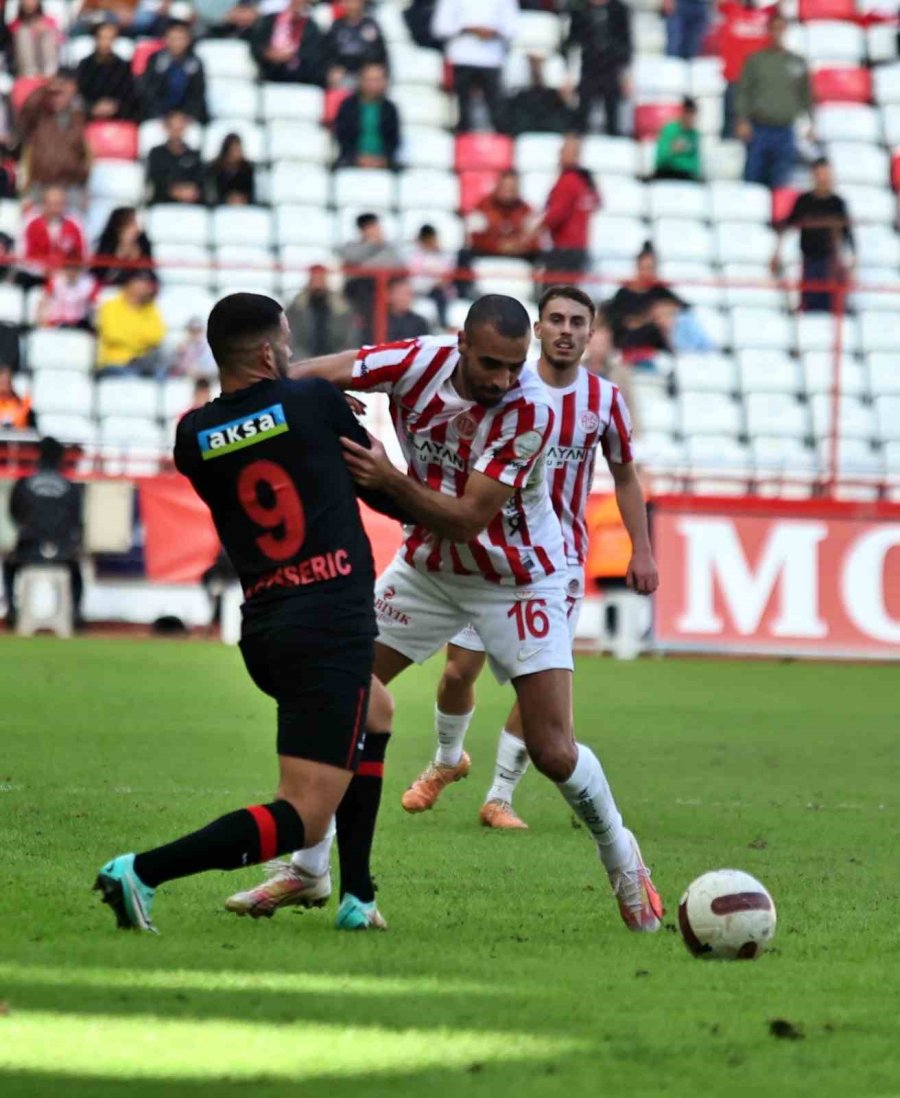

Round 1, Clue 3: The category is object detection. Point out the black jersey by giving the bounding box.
[175,375,400,638]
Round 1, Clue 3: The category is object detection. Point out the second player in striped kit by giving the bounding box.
[401,286,660,831]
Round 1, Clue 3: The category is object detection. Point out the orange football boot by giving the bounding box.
[479,799,529,829]
[400,753,471,812]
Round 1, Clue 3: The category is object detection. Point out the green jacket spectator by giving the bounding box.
[654,98,701,181]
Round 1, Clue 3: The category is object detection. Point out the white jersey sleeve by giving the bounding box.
[473,397,554,490]
[600,385,634,465]
[351,339,423,394]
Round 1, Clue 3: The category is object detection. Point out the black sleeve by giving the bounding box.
[783,193,806,229]
[9,477,26,523]
[187,60,209,124]
[383,100,401,162]
[838,196,854,250]
[173,411,198,478]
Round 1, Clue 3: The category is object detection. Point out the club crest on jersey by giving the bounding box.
[453,412,478,440]
[198,403,288,460]
[580,410,600,433]
[513,430,542,460]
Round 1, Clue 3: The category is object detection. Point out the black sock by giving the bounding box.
[336,732,390,904]
[133,800,305,889]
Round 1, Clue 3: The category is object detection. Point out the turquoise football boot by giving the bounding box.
[94,853,158,933]
[335,893,387,931]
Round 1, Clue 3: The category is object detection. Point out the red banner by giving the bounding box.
[653,496,900,658]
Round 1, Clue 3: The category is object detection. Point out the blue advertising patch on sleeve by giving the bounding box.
[198,403,289,460]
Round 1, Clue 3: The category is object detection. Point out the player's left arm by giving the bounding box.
[607,458,658,595]
[341,433,514,543]
[288,349,359,388]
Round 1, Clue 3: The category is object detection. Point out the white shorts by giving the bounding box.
[374,555,574,685]
[451,564,585,654]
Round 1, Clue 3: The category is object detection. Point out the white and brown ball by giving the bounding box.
[678,869,777,960]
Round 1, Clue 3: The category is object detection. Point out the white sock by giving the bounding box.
[291,815,336,878]
[486,729,530,804]
[556,744,631,871]
[434,705,474,767]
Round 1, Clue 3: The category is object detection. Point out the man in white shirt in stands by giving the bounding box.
[432,0,518,133]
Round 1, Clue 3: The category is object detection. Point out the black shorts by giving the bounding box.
[239,629,373,770]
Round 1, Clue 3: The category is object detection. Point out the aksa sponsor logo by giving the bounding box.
[199,403,288,460]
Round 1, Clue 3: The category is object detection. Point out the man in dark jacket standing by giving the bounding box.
[334,63,401,169]
[140,20,209,124]
[146,110,204,204]
[77,20,139,121]
[568,0,632,136]
[3,436,83,629]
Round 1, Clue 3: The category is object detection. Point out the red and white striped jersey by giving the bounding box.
[544,367,633,567]
[352,336,566,586]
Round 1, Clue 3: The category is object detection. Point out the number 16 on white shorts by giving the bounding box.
[373,555,574,685]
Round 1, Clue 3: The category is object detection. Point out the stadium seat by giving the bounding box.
[860,310,900,353]
[815,104,880,144]
[147,204,209,247]
[738,349,800,395]
[686,435,753,495]
[798,0,856,18]
[721,262,784,308]
[714,222,777,266]
[0,284,24,325]
[636,391,679,434]
[399,209,464,252]
[11,76,48,114]
[852,268,897,312]
[589,215,647,260]
[85,121,139,160]
[665,260,723,308]
[826,141,889,186]
[753,436,819,497]
[704,139,745,181]
[130,39,162,76]
[339,206,399,243]
[376,3,411,44]
[333,168,395,210]
[261,83,324,123]
[855,225,900,267]
[279,246,334,281]
[36,413,97,445]
[398,169,459,213]
[633,431,685,479]
[867,23,896,64]
[138,118,202,159]
[88,160,144,205]
[810,393,876,439]
[796,314,859,356]
[211,206,274,249]
[266,121,332,165]
[598,174,647,218]
[804,21,866,63]
[161,378,195,422]
[400,126,455,171]
[216,269,280,297]
[389,43,445,86]
[679,392,742,436]
[100,416,166,448]
[581,136,640,176]
[96,378,158,419]
[690,57,725,97]
[745,393,809,438]
[153,243,215,290]
[518,170,555,210]
[801,351,868,397]
[323,87,352,127]
[392,86,452,128]
[202,120,265,163]
[459,170,500,214]
[503,51,569,91]
[695,95,721,136]
[873,62,900,103]
[26,329,95,373]
[195,39,256,81]
[456,133,514,173]
[270,162,329,207]
[867,353,900,396]
[813,66,872,103]
[654,218,714,262]
[825,438,884,499]
[206,79,260,122]
[310,3,333,31]
[691,306,730,349]
[514,11,564,53]
[731,307,793,351]
[515,133,564,173]
[470,256,533,299]
[0,198,21,238]
[274,205,335,248]
[633,56,688,98]
[708,180,771,223]
[157,288,217,331]
[880,103,900,146]
[634,102,681,140]
[675,353,738,393]
[840,183,895,225]
[31,370,93,416]
[648,180,708,220]
[875,396,900,441]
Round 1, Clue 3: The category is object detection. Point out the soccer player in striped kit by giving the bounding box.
[401,286,659,831]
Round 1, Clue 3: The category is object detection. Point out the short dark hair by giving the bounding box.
[39,436,64,469]
[464,294,531,339]
[812,156,830,169]
[207,293,283,367]
[682,95,697,112]
[418,223,437,240]
[538,285,596,320]
[356,212,379,230]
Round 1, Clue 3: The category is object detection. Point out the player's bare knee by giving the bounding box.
[529,737,577,783]
[367,678,394,731]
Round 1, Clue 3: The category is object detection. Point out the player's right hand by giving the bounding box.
[346,394,367,417]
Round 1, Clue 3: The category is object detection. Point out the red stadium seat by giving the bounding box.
[459,170,500,214]
[86,121,139,161]
[772,186,800,225]
[131,39,163,77]
[812,66,872,103]
[634,102,681,140]
[323,86,351,126]
[798,0,856,19]
[891,152,900,191]
[454,133,514,173]
[11,76,48,115]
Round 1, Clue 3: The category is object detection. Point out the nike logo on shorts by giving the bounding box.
[517,646,546,662]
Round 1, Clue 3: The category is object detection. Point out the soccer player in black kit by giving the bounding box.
[95,293,403,932]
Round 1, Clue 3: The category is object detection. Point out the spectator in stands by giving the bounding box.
[736,10,811,189]
[170,315,217,378]
[431,0,518,134]
[408,223,454,327]
[334,61,401,170]
[771,156,855,313]
[651,292,716,352]
[285,265,351,358]
[461,169,537,273]
[37,264,97,329]
[719,0,772,138]
[194,0,259,38]
[95,268,166,377]
[10,0,60,77]
[251,0,324,85]
[0,233,16,284]
[189,377,212,410]
[0,364,35,430]
[323,0,388,87]
[653,96,702,181]
[340,211,402,342]
[76,19,139,122]
[139,19,209,124]
[19,184,87,288]
[508,53,575,136]
[540,135,600,278]
[93,206,153,287]
[664,0,711,61]
[605,242,673,363]
[18,70,90,200]
[206,132,255,205]
[386,275,430,340]
[567,0,631,137]
[72,0,166,38]
[146,109,204,205]
[3,436,83,631]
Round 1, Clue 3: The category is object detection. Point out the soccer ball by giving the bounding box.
[677,869,777,960]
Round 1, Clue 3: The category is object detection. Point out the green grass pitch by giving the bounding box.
[0,636,897,1097]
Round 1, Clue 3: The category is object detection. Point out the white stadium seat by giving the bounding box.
[721,263,784,309]
[96,378,159,418]
[589,215,647,260]
[100,416,166,447]
[472,257,533,298]
[392,86,452,128]
[691,306,730,349]
[138,118,202,159]
[805,21,866,63]
[146,204,210,246]
[867,353,900,396]
[597,174,647,217]
[266,121,332,165]
[399,209,464,251]
[582,136,640,177]
[211,206,274,249]
[795,314,859,355]
[377,3,411,43]
[161,378,195,421]
[686,435,753,494]
[875,396,900,441]
[503,50,569,90]
[708,181,771,223]
[715,222,777,266]
[154,243,215,290]
[398,169,459,213]
[216,269,280,297]
[867,23,896,64]
[195,39,256,81]
[515,133,564,172]
[738,349,800,395]
[636,390,679,434]
[873,61,900,103]
[157,288,217,331]
[675,353,738,393]
[855,225,900,268]
[801,352,868,398]
[0,284,24,325]
[26,329,95,373]
[400,126,454,171]
[730,307,793,352]
[648,181,709,220]
[816,104,880,144]
[690,57,725,97]
[514,11,564,53]
[826,142,889,187]
[859,310,900,353]
[0,198,21,237]
[274,205,335,248]
[333,168,396,210]
[261,83,324,123]
[744,393,809,439]
[841,183,895,226]
[269,162,329,207]
[203,120,265,163]
[705,139,745,182]
[518,171,555,210]
[31,371,93,416]
[654,218,714,262]
[753,436,819,497]
[279,246,334,281]
[389,43,445,86]
[89,160,144,204]
[37,413,98,445]
[633,55,688,98]
[810,393,876,440]
[206,79,260,122]
[680,392,742,436]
